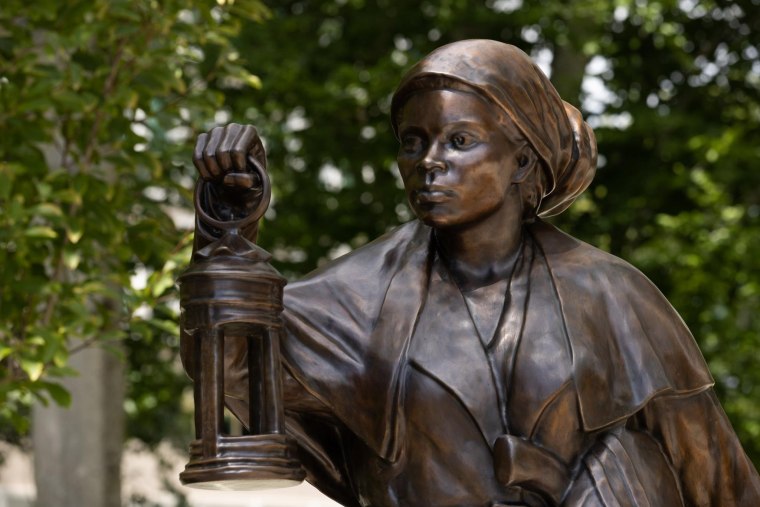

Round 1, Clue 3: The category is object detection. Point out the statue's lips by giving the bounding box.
[413,188,454,204]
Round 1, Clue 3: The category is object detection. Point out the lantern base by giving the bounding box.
[181,478,302,491]
[180,434,305,490]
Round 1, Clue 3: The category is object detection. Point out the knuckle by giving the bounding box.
[215,144,230,158]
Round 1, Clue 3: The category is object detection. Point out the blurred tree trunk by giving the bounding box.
[32,344,124,507]
[551,42,588,106]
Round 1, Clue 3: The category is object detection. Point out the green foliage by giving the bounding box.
[0,0,268,443]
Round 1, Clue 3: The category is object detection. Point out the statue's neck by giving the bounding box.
[433,192,523,291]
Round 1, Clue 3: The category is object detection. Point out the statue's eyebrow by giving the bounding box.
[397,124,426,137]
[441,120,489,132]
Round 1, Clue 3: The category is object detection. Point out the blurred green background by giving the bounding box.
[1,0,759,500]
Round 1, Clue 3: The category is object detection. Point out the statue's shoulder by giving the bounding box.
[528,219,652,294]
[295,220,427,286]
[529,220,713,431]
[286,220,430,298]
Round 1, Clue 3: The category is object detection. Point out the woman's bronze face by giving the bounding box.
[396,89,523,229]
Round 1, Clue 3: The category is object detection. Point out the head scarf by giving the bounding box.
[390,39,597,217]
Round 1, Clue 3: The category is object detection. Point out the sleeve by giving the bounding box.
[179,180,260,379]
[561,389,760,506]
[562,427,685,506]
[180,181,361,504]
[222,351,360,507]
[637,389,760,506]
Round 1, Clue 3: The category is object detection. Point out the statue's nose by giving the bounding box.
[416,142,446,176]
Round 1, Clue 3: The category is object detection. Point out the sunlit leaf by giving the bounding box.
[20,361,44,382]
[32,203,63,217]
[24,226,57,239]
[65,224,84,244]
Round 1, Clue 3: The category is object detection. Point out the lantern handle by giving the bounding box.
[194,154,271,233]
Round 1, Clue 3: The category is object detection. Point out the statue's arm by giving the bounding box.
[180,125,358,504]
[181,124,336,419]
[559,389,760,505]
[180,123,269,387]
[219,336,358,507]
[637,389,760,505]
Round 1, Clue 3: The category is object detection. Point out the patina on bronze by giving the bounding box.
[181,40,760,505]
[179,161,305,490]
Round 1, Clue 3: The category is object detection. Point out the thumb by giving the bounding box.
[222,172,259,189]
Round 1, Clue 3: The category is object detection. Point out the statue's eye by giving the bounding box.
[401,135,423,154]
[451,133,475,149]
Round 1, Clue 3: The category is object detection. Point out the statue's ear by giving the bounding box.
[511,146,538,184]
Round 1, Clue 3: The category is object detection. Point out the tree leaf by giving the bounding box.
[65,224,83,244]
[0,347,12,362]
[25,226,57,239]
[21,360,44,381]
[32,203,63,217]
[41,382,72,407]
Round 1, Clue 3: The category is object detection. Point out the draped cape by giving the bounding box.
[280,219,714,462]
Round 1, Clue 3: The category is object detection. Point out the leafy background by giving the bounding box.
[2,0,759,491]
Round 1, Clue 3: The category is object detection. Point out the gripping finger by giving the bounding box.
[193,133,212,180]
[222,172,258,189]
[250,133,267,170]
[203,127,224,179]
[230,125,260,172]
[217,123,243,173]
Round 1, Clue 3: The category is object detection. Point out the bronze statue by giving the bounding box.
[181,39,760,506]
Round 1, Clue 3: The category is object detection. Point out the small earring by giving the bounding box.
[524,188,535,209]
[518,183,539,223]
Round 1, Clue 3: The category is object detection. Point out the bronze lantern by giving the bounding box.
[179,166,305,490]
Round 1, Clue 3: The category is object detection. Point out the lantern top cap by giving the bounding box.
[194,232,272,263]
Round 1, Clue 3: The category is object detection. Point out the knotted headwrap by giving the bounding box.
[391,39,597,217]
